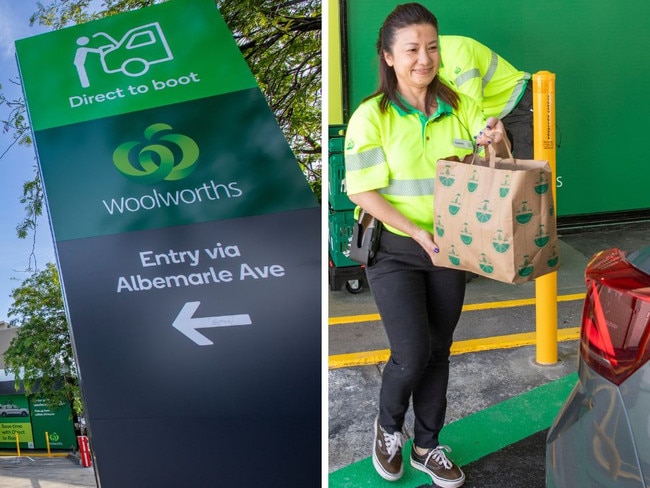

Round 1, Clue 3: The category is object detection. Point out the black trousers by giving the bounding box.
[502,82,534,160]
[366,231,466,448]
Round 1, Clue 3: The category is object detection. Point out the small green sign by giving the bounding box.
[30,399,77,450]
[16,0,257,131]
[0,394,33,448]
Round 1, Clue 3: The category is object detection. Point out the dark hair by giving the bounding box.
[366,2,459,113]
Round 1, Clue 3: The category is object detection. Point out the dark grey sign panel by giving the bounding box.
[57,208,320,486]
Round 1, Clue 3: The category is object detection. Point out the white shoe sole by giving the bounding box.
[410,457,465,488]
[372,420,403,481]
[372,451,403,481]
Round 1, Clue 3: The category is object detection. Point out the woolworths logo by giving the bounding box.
[103,123,243,215]
[113,123,199,184]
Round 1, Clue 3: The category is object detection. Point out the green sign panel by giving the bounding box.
[34,88,315,241]
[0,395,76,450]
[30,399,77,450]
[17,0,316,243]
[0,394,32,448]
[16,0,257,131]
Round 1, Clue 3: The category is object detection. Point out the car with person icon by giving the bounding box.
[74,22,173,88]
[93,22,173,78]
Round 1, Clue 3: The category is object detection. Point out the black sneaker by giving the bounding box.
[410,445,465,488]
[372,417,404,481]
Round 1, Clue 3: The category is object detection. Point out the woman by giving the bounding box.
[344,3,509,487]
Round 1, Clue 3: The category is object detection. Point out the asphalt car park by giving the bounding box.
[0,455,96,488]
[329,221,650,487]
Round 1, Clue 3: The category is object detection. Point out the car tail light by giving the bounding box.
[581,248,650,385]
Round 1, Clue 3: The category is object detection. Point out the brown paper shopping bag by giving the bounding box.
[432,146,560,284]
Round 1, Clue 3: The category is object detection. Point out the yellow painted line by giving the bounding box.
[328,293,586,326]
[329,313,380,325]
[328,327,581,369]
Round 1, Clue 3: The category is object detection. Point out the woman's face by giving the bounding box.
[383,23,439,92]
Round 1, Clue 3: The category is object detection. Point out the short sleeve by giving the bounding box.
[343,100,390,195]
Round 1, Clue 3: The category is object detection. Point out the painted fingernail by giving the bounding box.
[434,248,439,253]
[473,135,477,139]
[487,140,492,144]
[486,125,492,129]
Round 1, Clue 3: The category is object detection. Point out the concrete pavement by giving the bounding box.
[0,455,96,488]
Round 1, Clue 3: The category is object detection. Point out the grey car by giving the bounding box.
[546,245,650,487]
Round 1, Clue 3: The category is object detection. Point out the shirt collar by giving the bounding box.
[391,94,453,119]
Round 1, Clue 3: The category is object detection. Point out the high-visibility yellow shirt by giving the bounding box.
[344,93,485,236]
[438,35,530,119]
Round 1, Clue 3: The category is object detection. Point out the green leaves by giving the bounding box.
[219,0,322,199]
[3,263,82,415]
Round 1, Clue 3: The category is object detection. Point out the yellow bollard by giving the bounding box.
[46,431,51,457]
[15,432,21,457]
[328,0,344,125]
[533,71,558,365]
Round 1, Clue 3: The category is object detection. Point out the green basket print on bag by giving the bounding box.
[448,245,461,266]
[492,229,511,253]
[534,224,550,248]
[518,255,535,278]
[547,246,560,267]
[515,200,534,224]
[449,194,462,215]
[535,170,550,195]
[499,174,511,198]
[439,164,456,187]
[476,199,493,223]
[478,253,494,274]
[460,222,473,245]
[467,169,479,192]
[435,214,445,238]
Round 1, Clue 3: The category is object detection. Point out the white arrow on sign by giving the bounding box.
[172,301,252,346]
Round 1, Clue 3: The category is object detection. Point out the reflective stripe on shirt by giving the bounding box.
[452,50,498,91]
[497,78,531,118]
[378,178,434,197]
[482,50,499,89]
[455,68,480,87]
[344,146,385,171]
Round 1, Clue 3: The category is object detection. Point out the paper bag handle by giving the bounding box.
[469,144,501,168]
[485,140,515,168]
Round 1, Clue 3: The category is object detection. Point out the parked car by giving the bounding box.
[0,403,29,417]
[546,245,650,487]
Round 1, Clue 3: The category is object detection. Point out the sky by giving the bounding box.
[0,1,54,322]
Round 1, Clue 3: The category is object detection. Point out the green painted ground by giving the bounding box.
[329,372,577,487]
